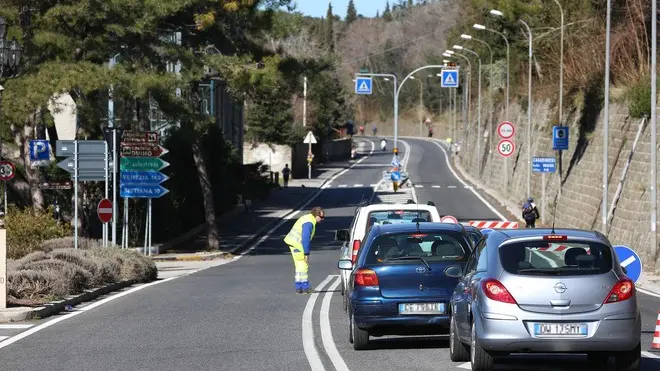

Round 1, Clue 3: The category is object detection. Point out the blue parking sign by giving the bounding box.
[613,245,642,283]
[29,140,50,162]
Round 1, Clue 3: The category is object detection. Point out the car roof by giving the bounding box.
[371,222,466,234]
[486,228,608,242]
[462,225,481,232]
[359,203,437,212]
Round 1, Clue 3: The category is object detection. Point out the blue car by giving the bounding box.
[338,222,471,350]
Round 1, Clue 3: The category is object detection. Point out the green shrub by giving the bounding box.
[6,206,72,259]
[628,74,659,119]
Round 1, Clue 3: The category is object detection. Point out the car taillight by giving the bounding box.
[481,279,517,304]
[604,278,635,303]
[351,240,361,263]
[355,268,379,287]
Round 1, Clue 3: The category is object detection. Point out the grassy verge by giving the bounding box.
[7,237,157,307]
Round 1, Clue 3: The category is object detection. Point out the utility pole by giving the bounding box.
[303,76,307,127]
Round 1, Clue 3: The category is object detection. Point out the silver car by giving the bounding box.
[449,228,641,371]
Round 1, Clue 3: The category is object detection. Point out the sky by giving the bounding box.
[293,0,390,19]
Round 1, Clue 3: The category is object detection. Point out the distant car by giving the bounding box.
[338,222,471,350]
[448,228,641,371]
[335,200,441,312]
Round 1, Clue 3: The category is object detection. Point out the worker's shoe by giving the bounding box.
[296,288,303,294]
[303,288,312,294]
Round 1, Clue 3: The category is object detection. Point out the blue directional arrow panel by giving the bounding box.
[120,184,169,198]
[613,245,642,283]
[120,171,169,185]
[441,70,459,88]
[355,77,373,95]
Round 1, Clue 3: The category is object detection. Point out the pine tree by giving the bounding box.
[346,0,357,24]
[408,0,413,7]
[376,10,380,18]
[383,1,393,21]
[324,3,335,51]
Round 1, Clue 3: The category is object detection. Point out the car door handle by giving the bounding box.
[550,299,571,307]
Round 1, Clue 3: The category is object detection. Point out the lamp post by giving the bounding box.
[519,19,533,197]
[453,45,481,164]
[444,52,472,154]
[355,73,399,150]
[0,15,23,311]
[603,0,612,234]
[473,23,509,119]
[651,0,657,270]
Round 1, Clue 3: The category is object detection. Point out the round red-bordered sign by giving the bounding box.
[97,198,113,223]
[440,215,459,223]
[497,139,515,157]
[0,161,15,181]
[497,121,515,139]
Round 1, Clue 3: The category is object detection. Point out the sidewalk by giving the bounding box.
[152,162,347,260]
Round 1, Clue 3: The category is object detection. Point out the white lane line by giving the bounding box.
[369,183,378,187]
[637,287,660,298]
[0,336,9,342]
[432,185,441,188]
[353,184,363,187]
[0,324,33,329]
[338,185,347,188]
[464,185,473,189]
[643,350,660,359]
[448,185,457,189]
[415,185,424,188]
[457,362,471,369]
[399,140,418,203]
[303,275,336,371]
[426,139,507,221]
[320,276,350,371]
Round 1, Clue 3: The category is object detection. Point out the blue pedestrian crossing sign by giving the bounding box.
[441,69,459,88]
[355,77,373,95]
[613,245,642,283]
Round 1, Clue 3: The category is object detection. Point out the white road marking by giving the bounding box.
[338,185,347,188]
[620,256,636,268]
[320,276,350,371]
[425,139,507,221]
[0,336,9,342]
[637,287,660,298]
[448,185,457,189]
[432,185,441,188]
[369,183,378,187]
[0,324,33,329]
[353,184,363,187]
[464,185,473,189]
[642,350,660,359]
[303,275,336,371]
[415,184,424,188]
[457,362,471,369]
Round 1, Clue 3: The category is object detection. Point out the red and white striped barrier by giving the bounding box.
[538,244,591,254]
[652,311,660,351]
[468,220,519,229]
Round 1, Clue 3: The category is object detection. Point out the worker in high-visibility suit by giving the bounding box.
[284,207,325,294]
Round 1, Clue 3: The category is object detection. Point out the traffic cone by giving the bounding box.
[651,309,660,352]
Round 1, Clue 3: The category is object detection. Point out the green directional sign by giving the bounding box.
[120,157,169,171]
[359,68,369,73]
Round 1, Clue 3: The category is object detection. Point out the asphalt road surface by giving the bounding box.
[0,137,659,371]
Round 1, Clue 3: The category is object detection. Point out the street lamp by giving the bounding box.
[474,23,510,119]
[410,76,424,136]
[448,53,472,155]
[453,45,482,160]
[519,19,533,197]
[0,17,23,78]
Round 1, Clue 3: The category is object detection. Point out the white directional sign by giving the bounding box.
[497,139,515,158]
[303,131,317,144]
[355,77,373,95]
[497,121,515,139]
[441,70,459,88]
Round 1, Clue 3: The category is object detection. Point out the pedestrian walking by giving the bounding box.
[522,197,540,228]
[281,164,291,187]
[284,206,325,294]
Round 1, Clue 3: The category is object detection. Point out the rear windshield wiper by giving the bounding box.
[386,256,432,271]
[517,268,562,274]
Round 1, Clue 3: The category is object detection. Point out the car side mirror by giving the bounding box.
[335,229,350,241]
[444,265,463,278]
[338,259,353,270]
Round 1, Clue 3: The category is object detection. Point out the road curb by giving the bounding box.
[0,279,138,323]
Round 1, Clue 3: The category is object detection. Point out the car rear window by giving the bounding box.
[366,210,432,230]
[498,240,613,276]
[364,231,470,265]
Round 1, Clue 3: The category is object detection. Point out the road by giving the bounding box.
[0,137,658,371]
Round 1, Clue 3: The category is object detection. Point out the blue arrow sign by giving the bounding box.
[355,77,372,95]
[120,171,169,185]
[120,184,169,198]
[441,70,459,88]
[29,140,50,162]
[613,245,642,283]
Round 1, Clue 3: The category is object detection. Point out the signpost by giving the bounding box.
[119,131,168,255]
[497,139,515,157]
[97,198,113,224]
[497,121,515,139]
[0,161,15,218]
[613,245,642,283]
[39,181,73,190]
[532,157,557,223]
[303,131,317,180]
[355,77,373,95]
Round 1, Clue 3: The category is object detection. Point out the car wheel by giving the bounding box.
[470,321,494,371]
[615,342,641,371]
[449,315,469,362]
[350,313,369,350]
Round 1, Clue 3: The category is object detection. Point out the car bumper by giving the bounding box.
[477,312,641,353]
[352,300,450,331]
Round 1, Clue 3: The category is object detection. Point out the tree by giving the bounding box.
[346,0,358,24]
[324,3,335,52]
[383,2,393,21]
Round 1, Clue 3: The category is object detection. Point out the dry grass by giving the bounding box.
[7,239,157,306]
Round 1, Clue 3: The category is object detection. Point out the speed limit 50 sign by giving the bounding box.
[0,161,15,181]
[497,140,515,158]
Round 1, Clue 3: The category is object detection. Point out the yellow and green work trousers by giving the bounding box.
[288,245,310,291]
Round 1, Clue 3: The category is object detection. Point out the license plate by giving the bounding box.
[398,302,445,314]
[533,323,588,336]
